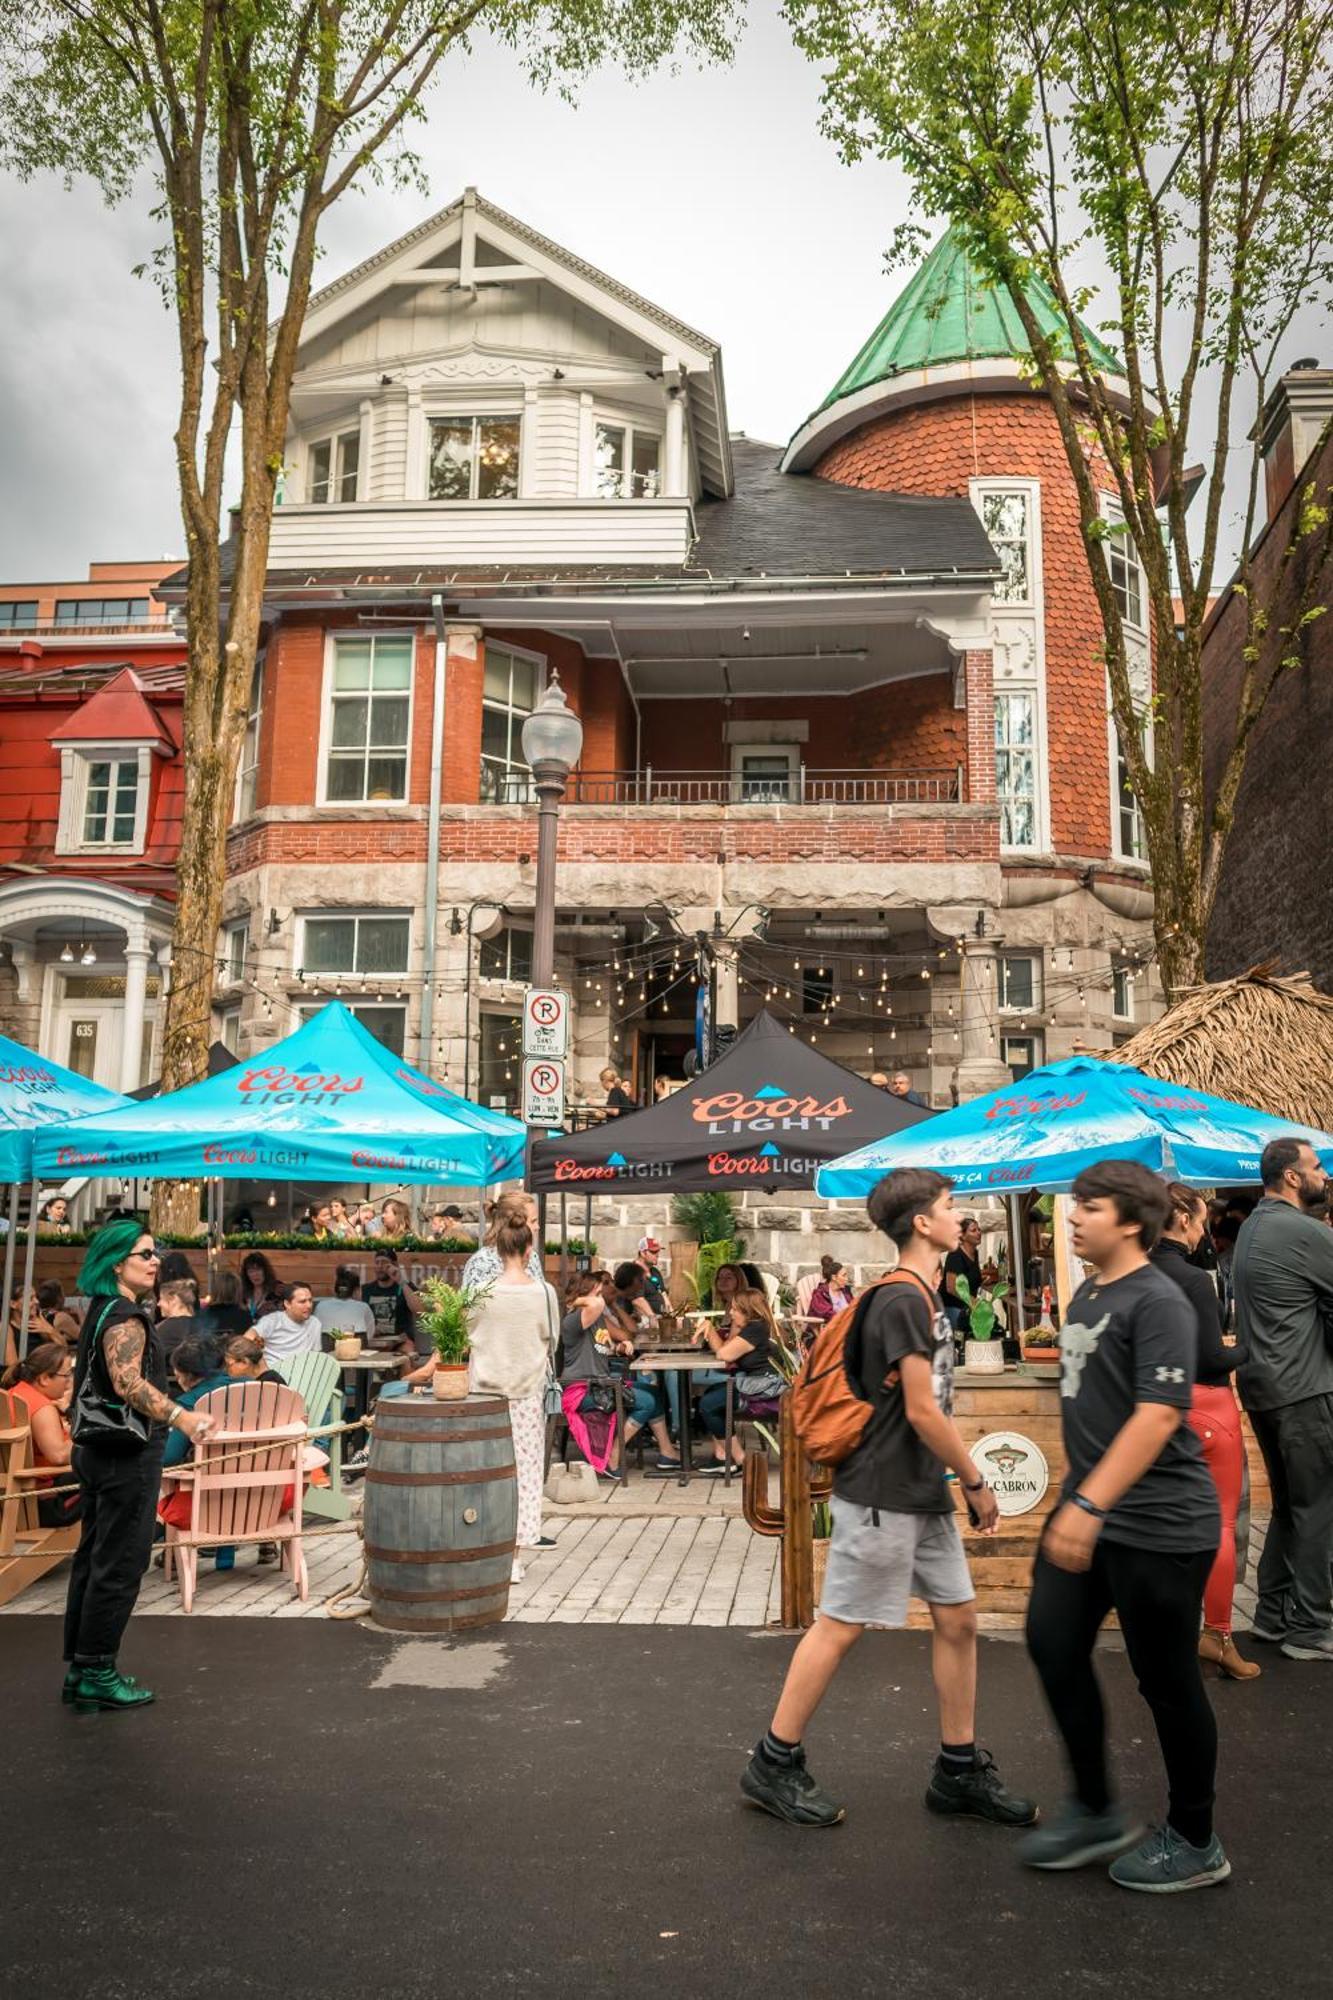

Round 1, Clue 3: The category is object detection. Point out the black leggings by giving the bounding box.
[1026,1539,1218,1847]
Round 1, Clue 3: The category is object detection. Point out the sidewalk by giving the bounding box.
[2,1466,1268,1631]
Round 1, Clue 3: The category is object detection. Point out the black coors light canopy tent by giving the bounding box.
[529,1009,932,1195]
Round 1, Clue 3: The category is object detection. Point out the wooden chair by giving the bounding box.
[795,1273,821,1316]
[0,1388,79,1608]
[161,1381,308,1613]
[274,1350,349,1521]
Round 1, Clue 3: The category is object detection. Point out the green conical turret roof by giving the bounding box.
[820,227,1121,412]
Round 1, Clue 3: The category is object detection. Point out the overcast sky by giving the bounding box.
[0,2,1313,581]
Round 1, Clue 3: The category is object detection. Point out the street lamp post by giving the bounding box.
[519,676,583,1232]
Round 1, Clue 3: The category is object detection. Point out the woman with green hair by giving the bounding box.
[63,1216,215,1712]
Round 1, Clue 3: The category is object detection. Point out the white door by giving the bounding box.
[53,977,158,1091]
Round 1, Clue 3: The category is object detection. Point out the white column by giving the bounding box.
[664,388,686,496]
[953,936,1011,1102]
[119,933,152,1092]
[714,940,740,1032]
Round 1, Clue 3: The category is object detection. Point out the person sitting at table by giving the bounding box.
[366,1195,412,1240]
[808,1257,854,1327]
[712,1260,767,1313]
[558,1273,679,1476]
[37,1193,73,1236]
[240,1251,282,1325]
[155,1277,200,1363]
[253,1282,322,1369]
[693,1289,785,1472]
[1,1340,80,1526]
[463,1191,544,1288]
[314,1266,376,1349]
[161,1334,289,1569]
[223,1331,287,1385]
[197,1269,252,1343]
[36,1279,82,1346]
[609,1260,659,1335]
[361,1248,420,1359]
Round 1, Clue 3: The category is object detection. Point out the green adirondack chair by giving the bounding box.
[276,1350,350,1521]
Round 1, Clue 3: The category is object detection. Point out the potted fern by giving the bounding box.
[956,1275,1011,1375]
[419,1275,492,1400]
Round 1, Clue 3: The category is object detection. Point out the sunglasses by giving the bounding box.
[131,1246,161,1261]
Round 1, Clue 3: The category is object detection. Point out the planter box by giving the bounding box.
[29,1244,566,1298]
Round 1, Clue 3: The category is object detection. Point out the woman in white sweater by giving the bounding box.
[466,1214,559,1567]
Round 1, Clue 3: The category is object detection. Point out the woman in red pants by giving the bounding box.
[1151,1184,1258,1680]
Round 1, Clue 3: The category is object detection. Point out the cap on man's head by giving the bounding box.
[638,1236,662,1255]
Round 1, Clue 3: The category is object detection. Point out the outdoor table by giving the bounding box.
[339,1351,406,1443]
[632,1350,725,1488]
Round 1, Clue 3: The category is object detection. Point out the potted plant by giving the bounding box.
[332,1330,363,1363]
[419,1275,492,1399]
[956,1276,1011,1374]
[1023,1286,1061,1364]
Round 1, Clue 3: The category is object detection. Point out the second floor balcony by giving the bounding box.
[521,765,964,807]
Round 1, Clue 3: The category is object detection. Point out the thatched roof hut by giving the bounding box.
[1110,968,1333,1129]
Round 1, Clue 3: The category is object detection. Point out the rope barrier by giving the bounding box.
[0,1418,372,1506]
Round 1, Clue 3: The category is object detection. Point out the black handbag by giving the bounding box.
[70,1301,152,1454]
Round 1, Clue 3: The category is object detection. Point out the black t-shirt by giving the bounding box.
[198,1302,252,1342]
[1150,1239,1246,1385]
[834,1277,954,1514]
[1059,1263,1220,1552]
[943,1249,982,1330]
[155,1313,198,1361]
[726,1316,773,1374]
[605,1086,635,1115]
[362,1281,415,1346]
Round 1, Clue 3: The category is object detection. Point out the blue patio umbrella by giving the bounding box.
[32,1001,526,1186]
[0,1031,133,1182]
[814,1055,1333,1199]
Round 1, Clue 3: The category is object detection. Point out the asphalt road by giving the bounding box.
[5,1617,1327,1999]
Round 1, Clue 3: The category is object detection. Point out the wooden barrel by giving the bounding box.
[363,1393,517,1634]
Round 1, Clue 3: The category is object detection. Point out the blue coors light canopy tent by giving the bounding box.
[814,1054,1333,1199]
[31,1001,525,1186]
[0,1031,134,1182]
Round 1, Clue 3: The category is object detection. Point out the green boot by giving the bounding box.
[61,1665,81,1705]
[73,1662,155,1712]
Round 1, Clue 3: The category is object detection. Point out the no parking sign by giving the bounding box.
[523,987,569,1058]
[522,1056,566,1128]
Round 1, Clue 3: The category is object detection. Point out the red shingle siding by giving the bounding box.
[816,395,1128,858]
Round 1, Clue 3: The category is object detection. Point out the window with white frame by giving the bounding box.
[594,421,662,500]
[995,692,1037,848]
[223,921,249,985]
[217,1007,241,1056]
[324,634,412,803]
[235,657,264,820]
[1001,1033,1042,1079]
[1111,963,1135,1020]
[298,1000,405,1056]
[479,1009,522,1108]
[55,744,153,856]
[481,644,543,803]
[998,954,1041,1012]
[307,429,360,505]
[428,415,521,500]
[1103,506,1145,630]
[479,926,534,983]
[731,745,798,802]
[1113,718,1147,861]
[298,913,411,976]
[979,490,1032,603]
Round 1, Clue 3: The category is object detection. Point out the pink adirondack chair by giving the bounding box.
[162,1380,308,1612]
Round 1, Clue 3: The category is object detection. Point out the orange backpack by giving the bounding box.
[790,1268,939,1467]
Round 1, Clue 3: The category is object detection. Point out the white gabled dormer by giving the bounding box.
[268,188,730,573]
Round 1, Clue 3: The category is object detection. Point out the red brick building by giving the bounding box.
[2,200,1162,1118]
[0,562,186,1091]
[1203,364,1333,987]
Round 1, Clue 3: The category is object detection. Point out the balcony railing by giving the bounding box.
[543,767,964,807]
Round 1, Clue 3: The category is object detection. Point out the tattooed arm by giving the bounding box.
[104,1317,213,1439]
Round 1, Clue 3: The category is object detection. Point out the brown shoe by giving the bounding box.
[1199,1628,1261,1680]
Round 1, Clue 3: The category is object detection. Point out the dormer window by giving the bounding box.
[429,415,521,500]
[595,421,661,499]
[308,429,360,504]
[55,745,154,854]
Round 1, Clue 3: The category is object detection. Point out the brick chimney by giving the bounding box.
[1260,359,1333,520]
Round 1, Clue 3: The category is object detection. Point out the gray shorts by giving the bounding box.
[819,1495,974,1627]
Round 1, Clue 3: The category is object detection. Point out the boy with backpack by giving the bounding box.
[740,1167,1036,1831]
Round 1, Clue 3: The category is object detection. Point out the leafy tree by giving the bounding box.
[0,0,737,1226]
[787,0,1333,994]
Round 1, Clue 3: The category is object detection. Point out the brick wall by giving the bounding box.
[816,394,1127,858]
[1203,426,1333,987]
[637,670,964,780]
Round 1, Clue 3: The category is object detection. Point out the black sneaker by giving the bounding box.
[740,1747,845,1827]
[925,1749,1038,1826]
